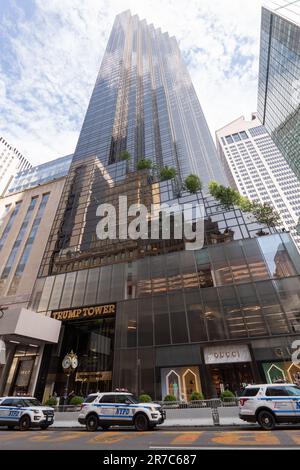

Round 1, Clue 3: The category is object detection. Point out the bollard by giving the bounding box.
[211,407,220,426]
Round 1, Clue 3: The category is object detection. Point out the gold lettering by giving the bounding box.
[88,307,94,316]
[52,304,116,321]
[103,306,109,314]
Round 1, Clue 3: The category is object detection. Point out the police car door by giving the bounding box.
[115,395,133,422]
[265,386,295,418]
[285,385,300,417]
[0,398,22,424]
[98,394,117,420]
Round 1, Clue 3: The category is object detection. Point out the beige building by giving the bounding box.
[0,175,65,396]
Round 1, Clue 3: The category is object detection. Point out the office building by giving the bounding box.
[216,114,300,251]
[0,156,71,396]
[258,1,300,180]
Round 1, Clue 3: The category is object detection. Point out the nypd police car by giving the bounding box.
[239,383,300,430]
[0,396,54,430]
[78,392,166,431]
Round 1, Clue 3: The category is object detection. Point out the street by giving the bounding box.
[1,427,300,449]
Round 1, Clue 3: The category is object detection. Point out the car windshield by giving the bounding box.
[23,399,42,407]
[84,394,98,403]
[285,386,300,396]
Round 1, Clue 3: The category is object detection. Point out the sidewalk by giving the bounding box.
[52,408,251,428]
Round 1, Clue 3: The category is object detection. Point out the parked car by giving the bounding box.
[239,383,300,430]
[78,392,166,431]
[0,396,54,430]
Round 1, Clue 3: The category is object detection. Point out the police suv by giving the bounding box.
[239,383,300,430]
[0,397,54,430]
[78,392,166,431]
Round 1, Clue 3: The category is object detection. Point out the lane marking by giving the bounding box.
[171,432,203,445]
[210,431,280,446]
[89,431,148,445]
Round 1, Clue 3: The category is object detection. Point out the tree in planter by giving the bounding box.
[220,390,236,401]
[238,195,253,213]
[160,166,177,181]
[251,201,281,228]
[119,150,132,161]
[184,174,202,194]
[137,158,153,170]
[208,181,241,209]
[138,394,152,403]
[163,394,177,402]
[69,396,84,405]
[190,391,204,401]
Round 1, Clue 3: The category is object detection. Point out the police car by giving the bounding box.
[239,383,300,430]
[78,392,166,431]
[0,396,54,430]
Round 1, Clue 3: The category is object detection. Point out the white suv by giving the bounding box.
[239,383,300,430]
[78,392,166,431]
[0,396,55,430]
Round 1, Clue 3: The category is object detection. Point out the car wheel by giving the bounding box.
[257,410,276,430]
[19,415,31,431]
[100,424,110,431]
[134,413,149,431]
[86,414,99,432]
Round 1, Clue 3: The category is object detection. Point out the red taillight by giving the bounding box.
[239,398,249,406]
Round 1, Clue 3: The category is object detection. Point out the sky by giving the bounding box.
[0,0,265,165]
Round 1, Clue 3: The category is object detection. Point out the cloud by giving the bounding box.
[0,0,264,165]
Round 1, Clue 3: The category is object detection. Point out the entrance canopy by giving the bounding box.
[0,308,61,345]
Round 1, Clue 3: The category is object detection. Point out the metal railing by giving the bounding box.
[157,397,239,409]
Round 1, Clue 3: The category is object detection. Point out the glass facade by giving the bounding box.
[0,201,22,251]
[7,194,50,295]
[258,4,300,181]
[7,154,72,195]
[0,197,38,290]
[31,10,300,401]
[71,11,226,185]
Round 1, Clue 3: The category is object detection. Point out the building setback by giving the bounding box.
[258,1,300,181]
[216,113,300,251]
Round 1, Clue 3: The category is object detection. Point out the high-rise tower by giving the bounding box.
[258,1,300,181]
[73,10,226,184]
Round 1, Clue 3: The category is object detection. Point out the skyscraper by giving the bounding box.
[19,11,300,401]
[73,10,226,185]
[216,113,300,251]
[258,0,300,180]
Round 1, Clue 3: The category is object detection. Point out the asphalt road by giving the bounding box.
[1,427,300,449]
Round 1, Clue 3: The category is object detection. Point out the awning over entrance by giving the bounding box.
[0,308,61,344]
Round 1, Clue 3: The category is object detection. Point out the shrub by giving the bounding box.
[119,150,131,161]
[190,391,204,401]
[184,174,202,194]
[163,394,177,402]
[220,390,235,401]
[138,394,152,403]
[69,395,84,405]
[238,195,253,212]
[160,166,177,181]
[137,158,153,170]
[251,201,281,227]
[44,397,57,406]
